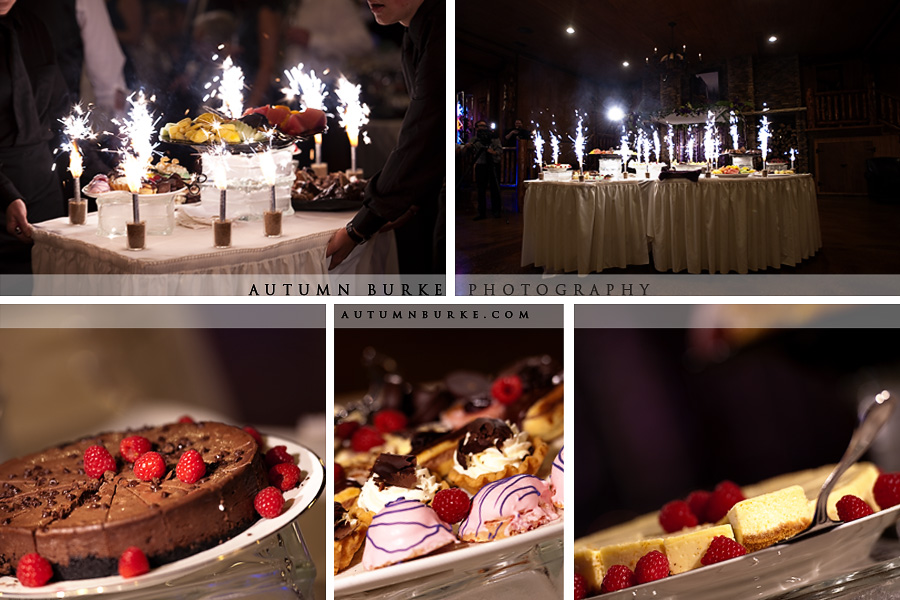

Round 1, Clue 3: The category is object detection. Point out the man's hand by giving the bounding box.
[326,226,358,270]
[5,199,33,243]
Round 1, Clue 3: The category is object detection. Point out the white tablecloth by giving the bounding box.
[521,174,821,274]
[30,209,398,293]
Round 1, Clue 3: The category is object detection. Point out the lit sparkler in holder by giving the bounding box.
[570,112,586,180]
[619,127,630,178]
[259,143,282,237]
[216,56,245,120]
[335,75,370,177]
[759,115,771,175]
[209,144,232,247]
[123,153,145,250]
[790,148,797,171]
[729,111,740,151]
[666,124,675,166]
[60,104,94,224]
[117,92,159,249]
[549,130,560,166]
[283,64,329,173]
[533,124,545,176]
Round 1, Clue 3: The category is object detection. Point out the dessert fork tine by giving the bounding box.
[790,389,895,543]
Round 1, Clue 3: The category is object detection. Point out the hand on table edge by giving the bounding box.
[5,199,33,243]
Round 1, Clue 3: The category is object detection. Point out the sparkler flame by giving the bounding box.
[653,130,661,163]
[117,92,159,194]
[122,153,144,195]
[620,126,630,171]
[729,111,740,150]
[666,124,675,164]
[759,115,771,162]
[217,56,245,119]
[687,125,695,163]
[704,111,715,163]
[549,130,560,165]
[259,147,277,187]
[282,64,328,110]
[335,75,370,148]
[570,112,586,173]
[533,123,545,168]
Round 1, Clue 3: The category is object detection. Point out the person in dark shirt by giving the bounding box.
[502,118,531,147]
[326,0,445,274]
[0,0,71,273]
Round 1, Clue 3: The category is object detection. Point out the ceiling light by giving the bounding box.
[566,26,575,34]
[622,61,630,67]
[768,35,778,43]
[607,106,625,121]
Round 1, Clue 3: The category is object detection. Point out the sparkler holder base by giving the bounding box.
[704,171,711,178]
[126,221,146,250]
[645,172,651,179]
[68,199,87,225]
[264,210,282,237]
[213,218,233,248]
[310,163,329,178]
[538,171,544,180]
[761,169,769,178]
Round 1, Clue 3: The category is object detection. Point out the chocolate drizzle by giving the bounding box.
[371,454,418,490]
[455,418,514,468]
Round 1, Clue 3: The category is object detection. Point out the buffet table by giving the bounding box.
[521,174,821,274]
[30,209,398,294]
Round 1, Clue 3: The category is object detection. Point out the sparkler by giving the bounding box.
[60,104,94,204]
[216,56,245,120]
[283,64,329,164]
[653,130,661,163]
[729,111,740,150]
[116,92,159,230]
[533,123,545,170]
[704,111,715,164]
[570,111,586,177]
[335,75,370,174]
[790,148,797,171]
[666,124,675,165]
[759,115,771,170]
[687,125,695,163]
[259,147,277,213]
[619,126,630,176]
[549,130,561,165]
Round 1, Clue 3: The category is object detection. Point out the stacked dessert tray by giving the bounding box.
[576,463,900,600]
[0,433,325,599]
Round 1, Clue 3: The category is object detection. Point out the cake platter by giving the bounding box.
[335,516,564,596]
[161,135,299,154]
[0,434,324,598]
[588,502,900,600]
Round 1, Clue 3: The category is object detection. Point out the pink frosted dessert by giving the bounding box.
[459,474,560,542]
[362,499,456,570]
[84,174,110,196]
[551,446,564,508]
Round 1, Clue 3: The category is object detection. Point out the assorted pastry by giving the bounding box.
[160,105,326,145]
[291,169,367,207]
[334,353,565,575]
[1,419,308,588]
[573,462,900,597]
[83,157,196,198]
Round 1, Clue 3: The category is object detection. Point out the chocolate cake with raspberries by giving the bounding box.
[0,421,267,580]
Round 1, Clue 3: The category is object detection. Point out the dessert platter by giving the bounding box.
[712,165,756,178]
[334,354,564,596]
[0,421,324,597]
[575,462,900,599]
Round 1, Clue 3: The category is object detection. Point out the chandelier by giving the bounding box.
[656,22,685,65]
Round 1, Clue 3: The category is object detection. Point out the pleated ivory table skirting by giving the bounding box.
[31,209,398,282]
[521,174,821,274]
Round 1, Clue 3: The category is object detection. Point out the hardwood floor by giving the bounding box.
[454,186,900,275]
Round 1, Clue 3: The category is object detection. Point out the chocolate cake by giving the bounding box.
[0,422,267,580]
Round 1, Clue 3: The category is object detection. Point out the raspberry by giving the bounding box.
[264,445,294,468]
[574,573,588,600]
[659,499,698,533]
[491,375,523,405]
[335,421,360,440]
[175,449,206,484]
[83,445,117,479]
[177,415,195,424]
[373,409,408,433]
[874,472,900,509]
[269,462,303,491]
[133,451,166,481]
[706,481,745,522]
[118,546,150,578]
[700,535,747,565]
[16,553,53,587]
[686,489,712,523]
[350,426,384,453]
[119,435,152,463]
[254,486,285,518]
[243,426,264,447]
[836,494,875,522]
[432,488,471,524]
[600,564,635,593]
[335,463,346,482]
[635,550,670,584]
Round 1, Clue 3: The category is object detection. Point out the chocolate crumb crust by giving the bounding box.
[0,422,267,579]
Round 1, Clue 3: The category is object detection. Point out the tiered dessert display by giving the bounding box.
[334,353,564,592]
[0,420,324,593]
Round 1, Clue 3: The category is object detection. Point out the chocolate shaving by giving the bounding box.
[456,418,513,468]
[334,502,355,541]
[371,454,418,490]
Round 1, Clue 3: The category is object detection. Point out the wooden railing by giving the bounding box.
[878,91,900,130]
[808,88,870,127]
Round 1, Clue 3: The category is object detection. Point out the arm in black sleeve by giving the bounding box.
[349,2,445,239]
[0,170,23,210]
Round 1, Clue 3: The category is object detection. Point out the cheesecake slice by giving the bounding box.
[727,485,813,552]
[663,524,735,574]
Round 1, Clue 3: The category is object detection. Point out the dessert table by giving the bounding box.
[521,174,821,275]
[29,209,398,294]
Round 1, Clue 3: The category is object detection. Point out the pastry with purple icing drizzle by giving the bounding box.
[551,447,564,508]
[362,499,456,570]
[458,474,560,542]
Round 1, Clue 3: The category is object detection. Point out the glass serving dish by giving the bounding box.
[95,191,179,237]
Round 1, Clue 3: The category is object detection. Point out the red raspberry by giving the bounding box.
[491,375,523,405]
[254,486,285,518]
[119,435,152,463]
[177,415,195,424]
[686,489,712,523]
[700,535,747,566]
[83,445,117,479]
[243,426,264,447]
[706,480,745,522]
[133,451,166,481]
[16,553,53,587]
[836,494,875,522]
[350,426,384,453]
[635,550,670,584]
[874,472,900,509]
[264,445,294,468]
[175,449,206,484]
[118,546,150,578]
[431,488,471,524]
[659,499,698,533]
[269,462,303,491]
[574,573,588,600]
[600,564,635,593]
[373,409,408,433]
[335,463,346,482]
[335,421,360,440]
